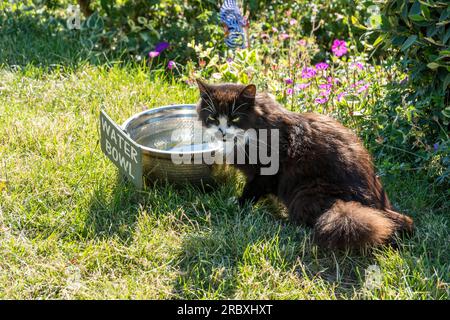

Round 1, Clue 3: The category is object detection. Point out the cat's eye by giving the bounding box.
[232,117,240,123]
[207,115,216,122]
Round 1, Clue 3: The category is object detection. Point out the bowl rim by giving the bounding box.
[122,104,222,156]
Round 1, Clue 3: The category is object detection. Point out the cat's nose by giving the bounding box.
[218,127,225,136]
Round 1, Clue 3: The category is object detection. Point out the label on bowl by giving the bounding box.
[100,110,143,189]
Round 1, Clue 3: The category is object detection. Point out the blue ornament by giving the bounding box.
[220,0,247,49]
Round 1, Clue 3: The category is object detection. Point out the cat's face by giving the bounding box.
[196,80,257,141]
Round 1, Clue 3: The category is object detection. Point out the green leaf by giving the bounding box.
[409,1,422,16]
[0,179,7,192]
[351,16,368,30]
[444,27,450,44]
[442,106,450,118]
[401,35,418,51]
[443,75,450,92]
[421,4,431,20]
[373,35,384,47]
[427,62,441,69]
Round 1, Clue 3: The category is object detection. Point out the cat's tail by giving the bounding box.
[313,200,414,250]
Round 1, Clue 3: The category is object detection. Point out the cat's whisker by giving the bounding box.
[202,98,216,113]
[202,90,217,113]
[231,97,237,115]
[203,104,215,114]
[232,102,248,115]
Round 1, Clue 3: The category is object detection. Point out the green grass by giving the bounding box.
[0,64,448,299]
[0,4,448,299]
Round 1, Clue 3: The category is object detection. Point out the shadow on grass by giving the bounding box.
[85,168,448,298]
[85,170,425,298]
[169,173,374,299]
[87,171,375,298]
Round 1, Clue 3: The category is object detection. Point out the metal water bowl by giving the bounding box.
[122,104,222,184]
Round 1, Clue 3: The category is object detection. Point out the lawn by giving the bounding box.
[0,2,448,300]
[0,64,448,299]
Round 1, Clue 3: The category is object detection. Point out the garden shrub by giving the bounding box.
[369,0,450,185]
[16,0,375,62]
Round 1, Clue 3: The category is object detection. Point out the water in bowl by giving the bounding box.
[136,129,220,152]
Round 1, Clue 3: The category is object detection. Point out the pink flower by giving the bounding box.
[351,80,365,88]
[315,97,328,104]
[261,33,270,40]
[331,39,348,57]
[285,78,293,85]
[149,51,160,58]
[290,19,297,25]
[301,67,316,79]
[167,60,175,70]
[357,83,370,93]
[319,83,333,90]
[280,33,290,40]
[351,62,364,70]
[272,27,278,33]
[295,83,311,90]
[286,88,294,95]
[327,76,337,84]
[297,39,307,46]
[337,92,346,102]
[315,62,329,70]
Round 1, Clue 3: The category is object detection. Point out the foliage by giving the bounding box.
[0,0,449,299]
[369,0,450,185]
[0,65,448,299]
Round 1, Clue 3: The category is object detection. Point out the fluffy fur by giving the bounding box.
[196,80,414,250]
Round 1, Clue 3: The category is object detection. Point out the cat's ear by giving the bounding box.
[239,84,256,100]
[196,79,211,97]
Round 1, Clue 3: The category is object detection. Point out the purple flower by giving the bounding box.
[319,83,333,90]
[226,57,233,63]
[280,33,290,40]
[286,88,294,95]
[351,80,365,88]
[315,97,328,104]
[285,78,293,85]
[149,51,160,58]
[290,19,297,25]
[327,76,337,84]
[357,83,370,93]
[167,60,175,70]
[154,41,170,53]
[331,39,348,57]
[315,62,329,71]
[297,39,307,46]
[351,62,364,70]
[301,67,316,79]
[295,83,311,90]
[337,91,347,102]
[433,143,439,152]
